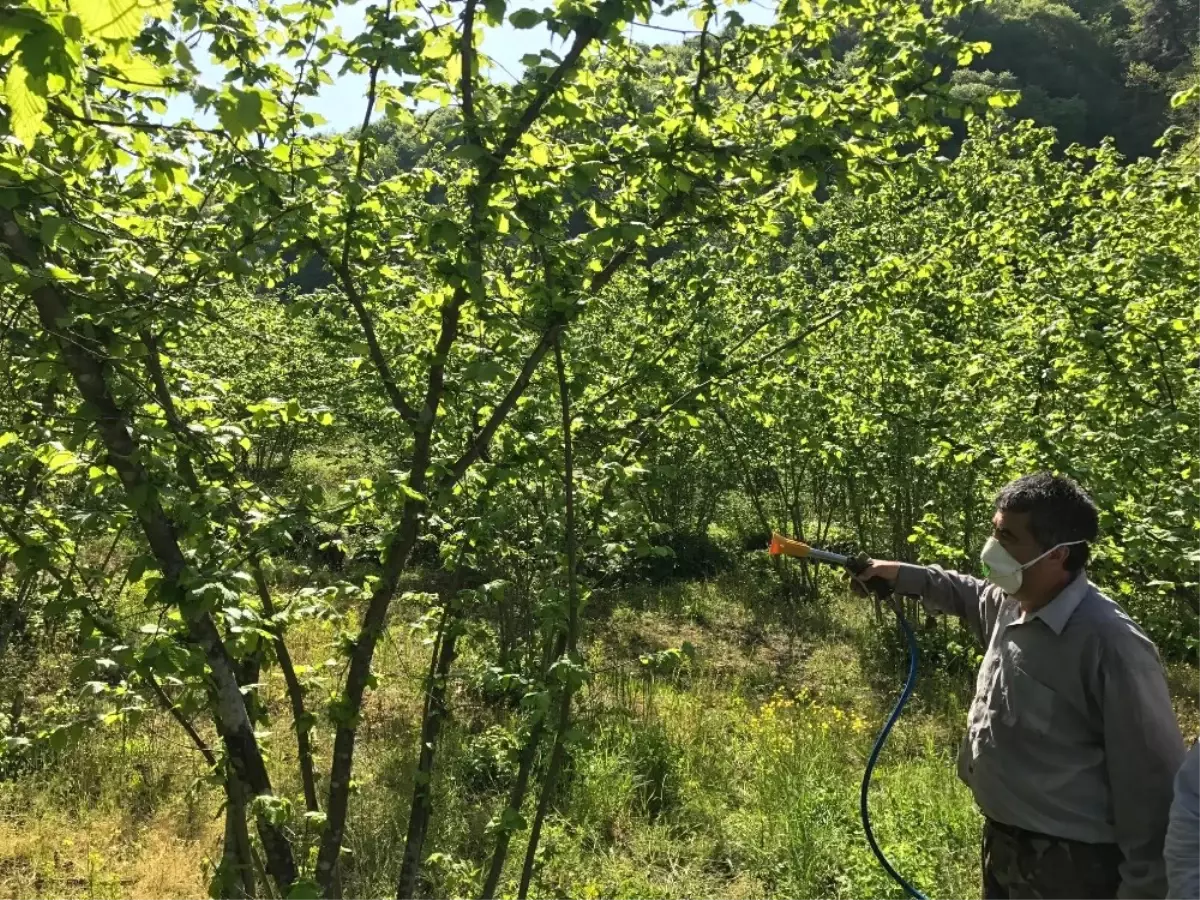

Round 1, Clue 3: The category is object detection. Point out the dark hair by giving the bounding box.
[994,472,1099,575]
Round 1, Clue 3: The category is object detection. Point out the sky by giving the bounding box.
[172,0,777,131]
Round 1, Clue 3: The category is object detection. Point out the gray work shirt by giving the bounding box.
[895,564,1186,899]
[1165,741,1199,899]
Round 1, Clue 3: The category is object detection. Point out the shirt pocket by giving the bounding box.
[1003,666,1058,735]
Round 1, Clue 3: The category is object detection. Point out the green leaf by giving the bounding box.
[0,432,17,449]
[399,483,428,504]
[74,0,173,42]
[509,8,541,28]
[0,25,26,57]
[63,13,84,40]
[250,794,292,828]
[217,87,273,138]
[482,0,506,24]
[127,554,151,583]
[106,48,166,84]
[1171,85,1198,109]
[286,881,322,900]
[46,263,81,283]
[328,696,360,734]
[4,61,47,148]
[421,33,452,59]
[498,806,526,832]
[174,39,197,72]
[45,448,81,475]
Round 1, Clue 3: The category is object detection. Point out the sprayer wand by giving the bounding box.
[768,533,929,900]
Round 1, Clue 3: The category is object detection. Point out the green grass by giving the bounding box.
[498,585,983,900]
[1,574,1195,899]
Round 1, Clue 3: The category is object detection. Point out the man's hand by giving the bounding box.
[849,559,902,596]
[856,560,901,584]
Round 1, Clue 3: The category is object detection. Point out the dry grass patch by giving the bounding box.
[0,805,220,899]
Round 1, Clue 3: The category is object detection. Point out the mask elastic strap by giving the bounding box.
[1022,539,1086,570]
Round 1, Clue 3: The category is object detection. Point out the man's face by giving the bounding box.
[991,509,1068,597]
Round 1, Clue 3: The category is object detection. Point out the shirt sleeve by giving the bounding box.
[893,563,993,645]
[1100,629,1187,899]
[1165,742,1200,900]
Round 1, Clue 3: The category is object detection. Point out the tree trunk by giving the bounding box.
[253,566,320,814]
[396,597,462,899]
[2,212,296,893]
[478,632,565,900]
[478,716,543,900]
[219,768,258,900]
[516,340,581,900]
[516,713,567,899]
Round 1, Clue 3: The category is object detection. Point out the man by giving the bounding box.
[859,472,1185,899]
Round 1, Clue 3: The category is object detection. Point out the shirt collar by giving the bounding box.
[1028,571,1090,635]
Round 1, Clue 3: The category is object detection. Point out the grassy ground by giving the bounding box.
[1,575,1196,899]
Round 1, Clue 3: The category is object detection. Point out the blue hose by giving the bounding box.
[859,599,929,900]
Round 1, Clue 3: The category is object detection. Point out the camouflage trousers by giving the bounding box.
[983,818,1123,899]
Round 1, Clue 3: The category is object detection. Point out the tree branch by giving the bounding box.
[314,9,627,884]
[315,282,468,895]
[691,3,712,113]
[90,611,219,769]
[441,323,560,489]
[655,305,846,423]
[315,243,419,423]
[301,1,422,428]
[52,105,224,135]
[252,565,321,813]
[460,0,481,152]
[342,0,394,273]
[480,7,609,187]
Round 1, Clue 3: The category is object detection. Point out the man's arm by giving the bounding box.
[1099,629,1186,899]
[858,560,993,645]
[1165,742,1199,900]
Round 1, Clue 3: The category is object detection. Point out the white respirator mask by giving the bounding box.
[979,537,1086,595]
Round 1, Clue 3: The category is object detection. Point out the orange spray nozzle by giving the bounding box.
[768,532,812,558]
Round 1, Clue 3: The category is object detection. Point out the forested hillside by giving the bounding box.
[950,0,1197,156]
[0,0,1196,897]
